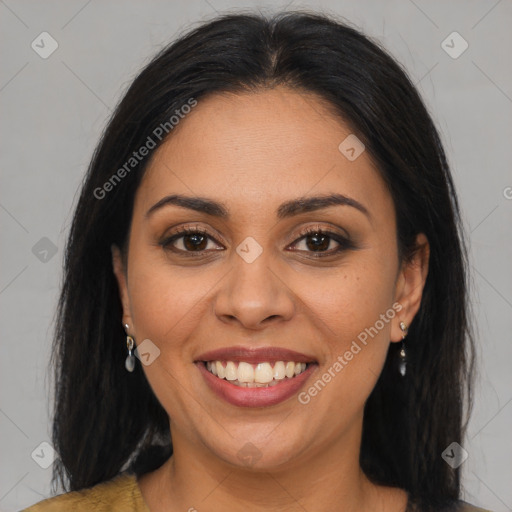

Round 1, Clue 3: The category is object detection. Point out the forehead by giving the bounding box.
[136,87,393,222]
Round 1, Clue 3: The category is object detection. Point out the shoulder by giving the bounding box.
[21,472,150,512]
[456,503,494,512]
[408,499,493,512]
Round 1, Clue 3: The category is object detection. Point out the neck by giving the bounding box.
[138,415,407,512]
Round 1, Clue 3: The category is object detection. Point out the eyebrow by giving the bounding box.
[145,193,371,220]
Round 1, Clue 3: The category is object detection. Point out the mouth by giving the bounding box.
[204,360,310,387]
[195,346,318,407]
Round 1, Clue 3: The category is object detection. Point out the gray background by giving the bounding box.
[1,1,511,511]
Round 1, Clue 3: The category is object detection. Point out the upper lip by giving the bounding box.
[195,346,317,364]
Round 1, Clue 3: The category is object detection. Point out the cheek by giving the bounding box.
[125,249,209,355]
[125,250,215,414]
[297,255,398,346]
[294,251,398,408]
[296,273,398,422]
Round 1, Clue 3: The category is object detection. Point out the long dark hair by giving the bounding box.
[49,11,474,511]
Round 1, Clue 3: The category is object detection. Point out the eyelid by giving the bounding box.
[287,225,355,255]
[164,223,224,243]
[159,222,354,256]
[164,222,349,241]
[293,223,350,241]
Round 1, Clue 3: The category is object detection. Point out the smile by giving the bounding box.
[195,346,317,407]
[205,360,309,387]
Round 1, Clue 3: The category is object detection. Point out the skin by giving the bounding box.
[112,86,429,512]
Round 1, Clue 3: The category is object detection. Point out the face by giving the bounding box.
[113,87,429,471]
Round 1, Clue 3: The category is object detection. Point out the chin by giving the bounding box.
[203,430,305,471]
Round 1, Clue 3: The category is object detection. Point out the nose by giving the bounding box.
[213,249,295,331]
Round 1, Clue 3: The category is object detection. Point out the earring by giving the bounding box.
[124,323,135,373]
[398,321,408,377]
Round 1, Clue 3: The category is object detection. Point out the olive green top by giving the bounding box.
[22,474,150,512]
[22,472,492,511]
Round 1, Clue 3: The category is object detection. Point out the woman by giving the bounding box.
[23,10,491,512]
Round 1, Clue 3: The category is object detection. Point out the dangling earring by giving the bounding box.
[398,321,408,376]
[124,323,135,373]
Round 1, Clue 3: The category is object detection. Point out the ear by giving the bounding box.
[111,244,134,333]
[390,233,430,342]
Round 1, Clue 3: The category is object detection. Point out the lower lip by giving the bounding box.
[196,362,317,407]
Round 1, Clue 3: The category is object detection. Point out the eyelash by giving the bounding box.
[159,224,355,259]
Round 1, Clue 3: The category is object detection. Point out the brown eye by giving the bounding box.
[180,232,208,251]
[290,228,355,257]
[160,227,222,255]
[299,232,334,252]
[160,226,354,258]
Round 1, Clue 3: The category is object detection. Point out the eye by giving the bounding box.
[160,226,223,255]
[159,224,354,258]
[289,226,354,257]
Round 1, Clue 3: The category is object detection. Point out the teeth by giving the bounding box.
[273,361,285,380]
[205,360,309,385]
[254,362,274,383]
[216,361,225,379]
[285,362,295,378]
[225,361,237,381]
[238,362,254,383]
